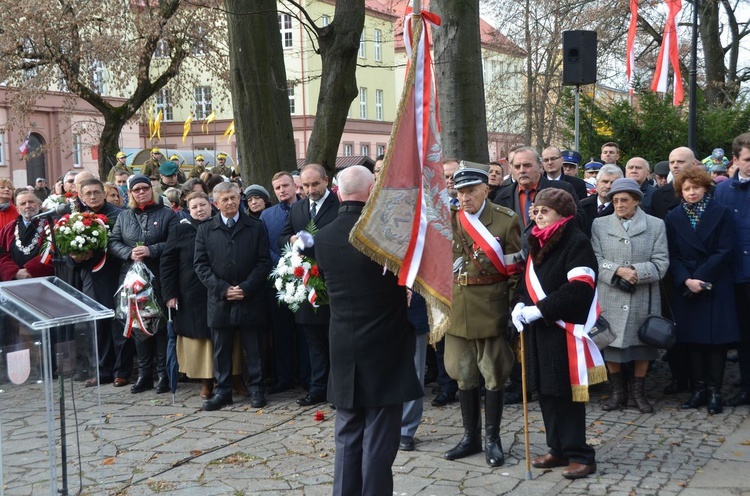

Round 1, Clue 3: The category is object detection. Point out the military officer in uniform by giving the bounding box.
[212,152,232,176]
[141,148,163,179]
[107,151,132,182]
[189,154,208,179]
[444,161,524,467]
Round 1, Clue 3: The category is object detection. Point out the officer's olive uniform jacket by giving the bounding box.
[449,200,523,340]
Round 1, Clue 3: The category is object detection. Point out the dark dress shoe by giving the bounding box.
[267,382,294,394]
[202,394,233,411]
[725,390,750,407]
[562,462,597,479]
[707,389,723,414]
[155,376,170,394]
[431,391,456,407]
[84,377,113,388]
[663,380,689,395]
[681,389,708,409]
[399,436,415,451]
[249,391,267,408]
[531,453,568,469]
[297,393,325,406]
[130,378,153,394]
[113,378,129,387]
[505,390,522,405]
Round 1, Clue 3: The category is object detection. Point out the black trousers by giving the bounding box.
[735,283,750,392]
[212,326,263,397]
[268,287,309,386]
[538,394,595,465]
[687,343,727,389]
[300,323,329,397]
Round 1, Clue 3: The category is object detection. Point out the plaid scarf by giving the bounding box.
[682,193,711,230]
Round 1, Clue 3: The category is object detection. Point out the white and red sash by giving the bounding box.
[458,207,523,276]
[525,259,606,402]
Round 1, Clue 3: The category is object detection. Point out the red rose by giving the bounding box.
[293,266,305,278]
[310,266,320,277]
[314,411,325,422]
[83,219,92,226]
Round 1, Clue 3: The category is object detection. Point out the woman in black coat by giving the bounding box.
[665,165,738,414]
[161,192,214,399]
[511,189,606,480]
[109,175,178,394]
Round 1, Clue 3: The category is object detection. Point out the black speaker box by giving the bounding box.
[562,31,597,85]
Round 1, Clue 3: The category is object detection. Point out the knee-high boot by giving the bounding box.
[484,389,505,467]
[444,388,482,460]
[131,337,154,394]
[155,332,169,393]
[707,346,726,414]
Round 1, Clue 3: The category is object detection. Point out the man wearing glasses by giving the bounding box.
[541,147,587,200]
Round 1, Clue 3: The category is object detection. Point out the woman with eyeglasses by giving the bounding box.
[109,174,178,394]
[591,178,669,414]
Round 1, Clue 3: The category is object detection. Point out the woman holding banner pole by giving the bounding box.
[511,189,606,480]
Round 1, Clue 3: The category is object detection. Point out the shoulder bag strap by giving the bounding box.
[652,264,676,321]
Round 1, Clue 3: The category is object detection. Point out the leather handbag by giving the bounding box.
[637,269,676,350]
[589,315,616,350]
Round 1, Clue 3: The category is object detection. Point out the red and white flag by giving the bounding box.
[651,0,684,105]
[350,2,452,339]
[626,0,638,96]
[19,132,30,157]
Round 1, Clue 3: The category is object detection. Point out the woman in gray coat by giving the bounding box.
[591,178,669,413]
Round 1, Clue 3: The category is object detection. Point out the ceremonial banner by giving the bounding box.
[182,113,193,144]
[626,0,638,97]
[350,4,452,341]
[651,0,683,105]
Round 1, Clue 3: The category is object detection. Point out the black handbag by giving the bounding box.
[589,315,616,350]
[637,269,676,350]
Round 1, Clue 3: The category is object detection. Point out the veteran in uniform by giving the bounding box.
[444,161,524,467]
[212,152,232,176]
[141,148,163,179]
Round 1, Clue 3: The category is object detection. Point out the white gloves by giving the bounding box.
[293,231,315,252]
[511,303,526,333]
[520,305,542,324]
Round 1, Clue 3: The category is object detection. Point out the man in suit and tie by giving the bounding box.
[650,147,700,220]
[279,163,340,406]
[580,164,622,237]
[541,146,588,200]
[314,165,423,496]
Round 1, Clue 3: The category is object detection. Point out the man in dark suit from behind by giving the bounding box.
[314,165,423,496]
[541,146,588,200]
[279,163,340,407]
[580,164,622,237]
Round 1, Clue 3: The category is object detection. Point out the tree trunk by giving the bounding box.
[225,0,296,183]
[699,0,730,106]
[304,0,364,176]
[433,0,489,162]
[97,116,127,178]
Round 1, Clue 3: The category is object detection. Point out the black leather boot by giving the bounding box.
[130,376,153,394]
[632,376,653,413]
[131,338,153,394]
[602,372,627,411]
[681,381,708,409]
[155,375,170,394]
[707,387,723,414]
[444,388,482,460]
[484,389,505,467]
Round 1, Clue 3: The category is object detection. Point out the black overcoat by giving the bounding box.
[75,201,123,308]
[194,212,271,328]
[580,195,614,237]
[278,192,339,325]
[664,199,739,344]
[160,218,211,339]
[314,202,423,409]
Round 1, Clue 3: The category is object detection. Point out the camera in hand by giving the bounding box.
[614,276,636,293]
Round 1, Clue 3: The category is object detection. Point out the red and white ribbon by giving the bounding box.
[651,0,684,105]
[626,0,638,97]
[122,294,154,338]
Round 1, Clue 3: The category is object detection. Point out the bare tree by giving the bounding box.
[0,0,226,178]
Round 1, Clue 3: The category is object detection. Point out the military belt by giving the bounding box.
[454,273,504,286]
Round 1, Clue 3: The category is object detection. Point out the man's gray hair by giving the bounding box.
[597,164,623,181]
[513,146,542,164]
[212,181,239,196]
[337,165,374,196]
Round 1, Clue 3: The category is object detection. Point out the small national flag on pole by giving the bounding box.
[182,113,193,144]
[201,111,216,134]
[222,120,235,143]
[19,132,30,157]
[626,0,638,97]
[350,2,451,341]
[651,0,684,105]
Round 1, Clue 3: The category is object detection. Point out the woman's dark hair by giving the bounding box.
[182,178,208,196]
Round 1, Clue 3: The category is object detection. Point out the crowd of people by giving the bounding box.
[1,134,750,494]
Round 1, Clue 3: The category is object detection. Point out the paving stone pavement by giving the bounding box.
[1,357,749,495]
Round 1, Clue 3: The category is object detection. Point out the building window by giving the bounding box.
[376,144,386,156]
[92,60,106,96]
[359,29,366,58]
[288,83,295,114]
[279,13,293,49]
[321,15,330,27]
[72,134,82,167]
[374,29,382,62]
[154,39,169,58]
[155,89,173,121]
[359,87,367,119]
[192,26,206,56]
[375,89,383,121]
[344,144,353,156]
[194,86,212,120]
[0,131,5,165]
[360,144,369,157]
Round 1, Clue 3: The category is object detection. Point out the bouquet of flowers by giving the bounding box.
[115,261,163,337]
[52,211,109,256]
[41,192,76,211]
[270,232,328,313]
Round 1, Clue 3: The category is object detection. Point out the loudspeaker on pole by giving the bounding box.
[562,31,597,86]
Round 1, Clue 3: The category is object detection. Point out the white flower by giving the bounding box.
[291,254,303,267]
[302,261,311,270]
[285,281,296,295]
[75,235,86,246]
[92,230,99,237]
[274,278,283,291]
[73,221,85,233]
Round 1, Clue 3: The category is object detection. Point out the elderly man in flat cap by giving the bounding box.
[444,161,524,467]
